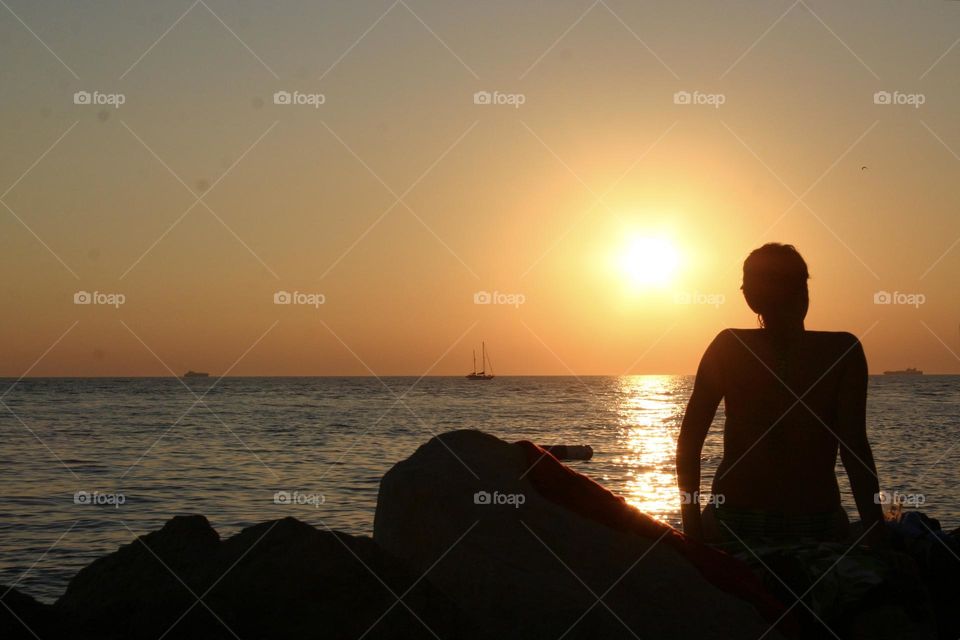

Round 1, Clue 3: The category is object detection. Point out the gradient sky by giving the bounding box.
[1,0,959,376]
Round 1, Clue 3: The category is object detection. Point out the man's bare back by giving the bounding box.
[706,329,864,513]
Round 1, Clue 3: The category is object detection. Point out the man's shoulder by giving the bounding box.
[722,328,762,335]
[717,329,862,352]
[804,330,861,347]
[721,328,859,341]
[716,328,761,343]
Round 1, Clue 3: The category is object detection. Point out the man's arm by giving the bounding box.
[836,335,885,543]
[677,332,725,541]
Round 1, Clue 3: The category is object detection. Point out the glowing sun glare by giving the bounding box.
[618,236,680,288]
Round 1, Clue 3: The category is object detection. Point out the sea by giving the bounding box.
[1,375,957,603]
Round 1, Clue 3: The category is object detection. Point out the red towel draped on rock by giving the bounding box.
[516,440,797,636]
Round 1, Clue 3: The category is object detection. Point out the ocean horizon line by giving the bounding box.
[1,373,957,380]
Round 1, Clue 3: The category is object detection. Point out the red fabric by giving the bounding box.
[516,440,798,636]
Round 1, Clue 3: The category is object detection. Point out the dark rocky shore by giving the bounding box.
[4,514,467,639]
[1,431,954,639]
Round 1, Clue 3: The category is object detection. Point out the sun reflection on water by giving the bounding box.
[616,375,686,522]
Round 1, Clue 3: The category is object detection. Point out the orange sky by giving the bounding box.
[1,1,959,376]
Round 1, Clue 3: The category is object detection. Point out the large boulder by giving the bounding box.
[1,584,66,639]
[56,514,466,639]
[58,514,221,638]
[374,429,785,640]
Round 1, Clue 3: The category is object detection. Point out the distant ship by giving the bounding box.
[183,370,210,378]
[883,368,923,376]
[466,342,494,380]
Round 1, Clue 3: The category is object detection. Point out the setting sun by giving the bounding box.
[618,236,681,288]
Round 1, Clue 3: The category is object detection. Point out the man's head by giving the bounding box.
[741,243,809,328]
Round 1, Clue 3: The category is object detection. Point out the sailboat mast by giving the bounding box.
[472,350,477,375]
[482,342,486,374]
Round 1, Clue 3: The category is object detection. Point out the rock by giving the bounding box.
[56,515,467,639]
[374,429,785,640]
[844,604,937,640]
[57,514,222,638]
[0,584,66,639]
[204,517,467,639]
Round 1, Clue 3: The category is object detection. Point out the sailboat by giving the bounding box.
[467,342,495,380]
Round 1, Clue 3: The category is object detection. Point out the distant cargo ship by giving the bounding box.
[183,370,210,378]
[883,368,923,376]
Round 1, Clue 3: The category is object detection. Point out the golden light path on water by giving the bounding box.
[616,375,686,522]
